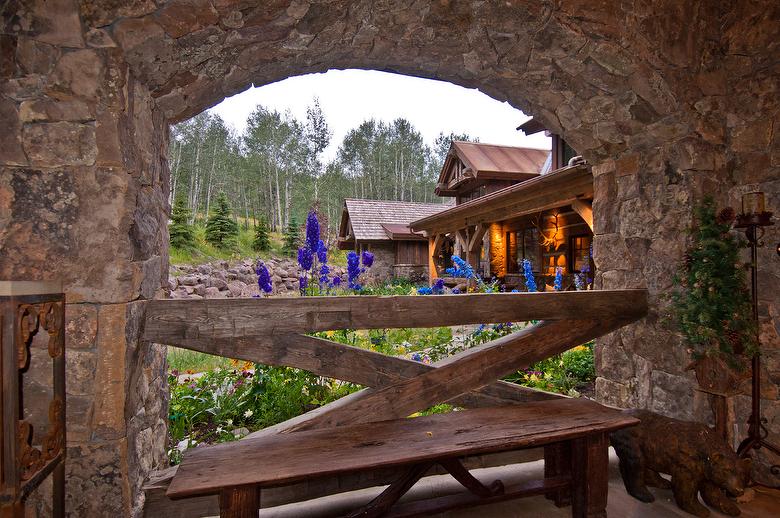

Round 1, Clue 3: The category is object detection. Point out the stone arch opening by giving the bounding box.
[3,1,778,515]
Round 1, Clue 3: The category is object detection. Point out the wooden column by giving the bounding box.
[467,224,487,273]
[219,485,259,518]
[570,433,609,518]
[428,234,443,284]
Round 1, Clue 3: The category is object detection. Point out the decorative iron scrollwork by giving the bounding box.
[13,302,65,482]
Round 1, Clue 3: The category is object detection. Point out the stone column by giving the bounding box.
[0,1,169,515]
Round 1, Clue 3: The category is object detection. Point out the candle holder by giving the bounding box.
[733,192,779,477]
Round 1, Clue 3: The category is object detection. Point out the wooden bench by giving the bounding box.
[167,399,638,518]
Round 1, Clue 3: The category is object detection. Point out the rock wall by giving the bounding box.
[169,258,347,298]
[1,0,778,515]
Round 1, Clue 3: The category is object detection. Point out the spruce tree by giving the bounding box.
[169,196,195,249]
[252,217,271,252]
[282,217,301,256]
[205,192,239,250]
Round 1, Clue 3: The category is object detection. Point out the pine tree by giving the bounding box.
[169,196,195,249]
[252,217,271,252]
[282,217,301,256]
[205,192,239,250]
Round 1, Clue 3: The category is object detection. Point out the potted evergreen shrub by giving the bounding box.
[671,197,758,395]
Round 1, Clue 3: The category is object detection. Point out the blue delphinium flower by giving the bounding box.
[361,251,374,268]
[319,263,330,287]
[305,211,320,253]
[522,259,537,292]
[452,288,460,294]
[331,276,342,288]
[297,247,313,271]
[417,286,433,295]
[574,273,585,291]
[448,255,474,279]
[299,275,308,294]
[553,266,563,291]
[316,240,327,264]
[347,251,361,290]
[255,260,273,295]
[432,278,445,294]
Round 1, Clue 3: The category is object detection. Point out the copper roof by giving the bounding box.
[381,223,426,240]
[341,199,447,241]
[450,141,549,176]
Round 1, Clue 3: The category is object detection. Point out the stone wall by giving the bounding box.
[1,1,779,515]
[363,242,395,283]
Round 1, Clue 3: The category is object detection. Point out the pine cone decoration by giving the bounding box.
[722,321,743,354]
[716,207,736,225]
[684,253,694,271]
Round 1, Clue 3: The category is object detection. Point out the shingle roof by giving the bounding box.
[343,199,447,241]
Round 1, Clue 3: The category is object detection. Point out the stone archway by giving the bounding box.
[1,1,778,515]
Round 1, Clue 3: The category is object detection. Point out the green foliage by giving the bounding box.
[282,217,301,256]
[205,192,239,250]
[168,347,233,373]
[169,196,196,250]
[252,217,271,252]
[670,197,757,365]
[168,364,359,464]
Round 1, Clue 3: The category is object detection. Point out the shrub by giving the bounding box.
[204,192,239,250]
[252,217,271,252]
[169,196,195,249]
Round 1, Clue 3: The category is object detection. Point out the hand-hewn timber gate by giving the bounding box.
[141,290,647,515]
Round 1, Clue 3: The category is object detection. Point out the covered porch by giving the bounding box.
[411,165,594,289]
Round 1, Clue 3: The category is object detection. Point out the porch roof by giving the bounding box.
[411,164,593,235]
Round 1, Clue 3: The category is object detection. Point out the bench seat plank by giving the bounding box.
[168,399,637,500]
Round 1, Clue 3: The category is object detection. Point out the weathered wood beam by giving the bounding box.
[416,171,593,235]
[468,224,487,252]
[284,317,628,431]
[571,198,594,232]
[428,234,443,282]
[162,332,560,409]
[143,290,648,342]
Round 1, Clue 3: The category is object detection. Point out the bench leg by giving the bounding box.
[219,485,260,518]
[545,442,572,507]
[570,433,609,518]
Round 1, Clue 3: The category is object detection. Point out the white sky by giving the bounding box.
[209,69,550,161]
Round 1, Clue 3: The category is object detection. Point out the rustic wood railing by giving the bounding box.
[141,289,647,516]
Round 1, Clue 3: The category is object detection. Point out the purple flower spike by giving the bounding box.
[255,261,273,294]
[305,211,320,253]
[316,240,328,263]
[361,251,374,268]
[297,247,313,271]
[332,276,342,287]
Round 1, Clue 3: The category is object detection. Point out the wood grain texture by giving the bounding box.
[284,318,624,431]
[163,333,561,410]
[167,399,638,499]
[143,290,647,343]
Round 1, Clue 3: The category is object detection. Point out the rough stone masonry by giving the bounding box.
[0,1,778,515]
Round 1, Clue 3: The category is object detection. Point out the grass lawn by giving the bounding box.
[167,347,235,373]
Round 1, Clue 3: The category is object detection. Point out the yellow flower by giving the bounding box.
[325,330,335,337]
[529,373,539,382]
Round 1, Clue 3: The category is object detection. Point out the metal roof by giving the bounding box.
[450,141,549,176]
[341,199,448,241]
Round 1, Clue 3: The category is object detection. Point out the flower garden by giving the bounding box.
[167,211,596,464]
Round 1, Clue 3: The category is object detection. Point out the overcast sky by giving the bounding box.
[209,69,550,161]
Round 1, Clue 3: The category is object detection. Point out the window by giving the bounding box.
[515,227,540,272]
[570,235,592,273]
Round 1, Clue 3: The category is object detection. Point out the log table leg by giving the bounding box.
[544,442,572,507]
[219,485,260,518]
[570,433,609,518]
